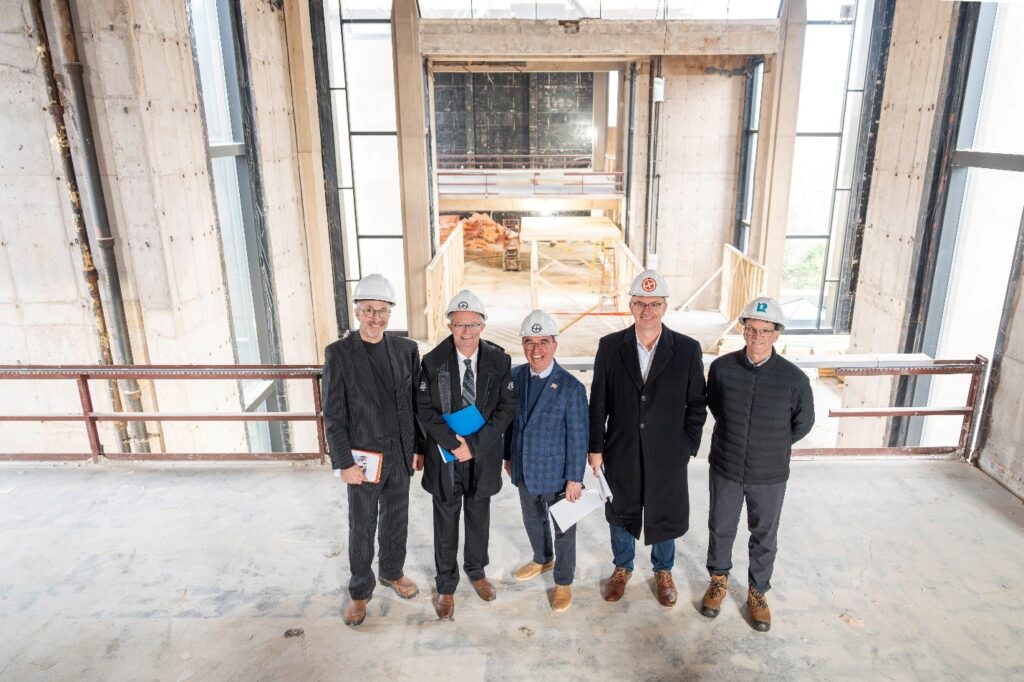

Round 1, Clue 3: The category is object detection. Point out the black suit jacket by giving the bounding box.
[322,332,423,473]
[588,324,708,543]
[417,336,517,499]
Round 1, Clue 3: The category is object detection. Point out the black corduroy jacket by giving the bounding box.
[707,349,815,485]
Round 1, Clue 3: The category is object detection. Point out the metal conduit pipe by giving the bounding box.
[643,56,663,267]
[33,0,150,453]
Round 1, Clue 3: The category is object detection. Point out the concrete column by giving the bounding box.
[591,71,608,171]
[392,0,432,340]
[754,0,805,296]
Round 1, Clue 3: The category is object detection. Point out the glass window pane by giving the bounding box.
[797,25,854,133]
[341,189,360,279]
[742,132,758,222]
[341,0,391,19]
[820,280,839,329]
[749,61,764,130]
[324,0,345,88]
[827,189,851,279]
[807,0,856,22]
[836,91,863,190]
[351,135,403,236]
[848,0,874,89]
[781,238,827,329]
[190,0,239,145]
[343,23,396,132]
[358,238,408,329]
[418,0,473,18]
[786,137,840,235]
[331,91,353,188]
[210,157,261,364]
[969,6,1024,155]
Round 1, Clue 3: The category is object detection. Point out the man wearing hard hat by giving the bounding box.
[321,274,424,627]
[588,269,708,608]
[503,310,588,612]
[699,296,814,632]
[416,289,517,620]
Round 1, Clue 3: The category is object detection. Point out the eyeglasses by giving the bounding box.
[358,306,391,318]
[630,300,665,312]
[522,339,554,350]
[451,322,483,332]
[743,325,777,338]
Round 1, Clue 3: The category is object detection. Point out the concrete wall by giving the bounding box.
[654,55,745,308]
[838,0,957,447]
[979,256,1024,499]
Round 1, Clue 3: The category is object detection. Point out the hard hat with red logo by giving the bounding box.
[628,269,669,297]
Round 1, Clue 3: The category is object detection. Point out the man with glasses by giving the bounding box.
[588,269,708,608]
[417,289,516,620]
[322,274,423,626]
[699,296,814,632]
[504,310,588,612]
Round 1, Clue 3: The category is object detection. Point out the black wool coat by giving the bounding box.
[417,336,517,500]
[588,325,708,544]
[707,349,815,485]
[322,332,423,473]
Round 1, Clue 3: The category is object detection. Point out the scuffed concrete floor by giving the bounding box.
[1,460,1022,681]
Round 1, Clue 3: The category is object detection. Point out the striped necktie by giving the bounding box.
[462,358,476,408]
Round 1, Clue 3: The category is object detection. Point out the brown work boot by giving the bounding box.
[551,585,572,612]
[700,575,729,618]
[379,575,419,599]
[748,587,771,631]
[471,577,496,602]
[343,595,371,626]
[432,593,455,620]
[654,570,677,607]
[512,560,554,581]
[602,567,632,602]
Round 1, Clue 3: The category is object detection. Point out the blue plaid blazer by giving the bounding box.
[504,360,589,495]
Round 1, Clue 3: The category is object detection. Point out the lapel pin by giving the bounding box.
[551,383,558,389]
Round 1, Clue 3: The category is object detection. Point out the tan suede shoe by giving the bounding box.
[551,585,572,612]
[512,560,555,581]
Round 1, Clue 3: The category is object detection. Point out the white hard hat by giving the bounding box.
[519,309,559,337]
[352,273,396,305]
[445,289,487,320]
[740,296,786,330]
[628,269,669,297]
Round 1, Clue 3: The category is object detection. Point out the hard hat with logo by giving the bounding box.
[519,309,559,337]
[445,289,487,320]
[352,273,396,305]
[740,296,786,330]
[628,269,670,297]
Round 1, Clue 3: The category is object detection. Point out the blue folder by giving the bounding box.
[438,404,486,463]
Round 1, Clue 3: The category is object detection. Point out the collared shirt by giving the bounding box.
[746,351,771,368]
[636,332,662,382]
[530,362,554,380]
[457,347,479,393]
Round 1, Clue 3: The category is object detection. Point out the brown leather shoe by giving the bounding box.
[551,585,572,612]
[343,596,370,626]
[432,593,455,620]
[748,587,771,631]
[512,560,554,581]
[379,575,419,599]
[471,577,496,602]
[700,575,729,618]
[654,570,677,607]
[601,567,632,602]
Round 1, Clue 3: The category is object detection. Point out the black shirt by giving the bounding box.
[363,338,400,438]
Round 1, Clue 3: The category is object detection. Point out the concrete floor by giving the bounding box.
[1,460,1022,681]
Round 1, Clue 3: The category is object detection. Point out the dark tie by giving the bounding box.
[462,358,476,408]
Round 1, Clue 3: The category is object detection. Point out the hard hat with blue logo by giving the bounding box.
[740,296,786,330]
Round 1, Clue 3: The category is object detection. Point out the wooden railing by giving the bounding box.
[425,223,464,345]
[614,240,645,312]
[679,244,767,324]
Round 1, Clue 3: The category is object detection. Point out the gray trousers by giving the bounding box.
[517,484,576,585]
[347,439,410,600]
[706,468,787,593]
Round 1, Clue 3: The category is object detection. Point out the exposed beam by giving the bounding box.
[419,19,781,59]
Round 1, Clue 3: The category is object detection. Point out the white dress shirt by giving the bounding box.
[457,347,479,393]
[636,332,662,382]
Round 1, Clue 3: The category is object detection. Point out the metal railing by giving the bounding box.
[0,356,988,463]
[437,153,592,170]
[437,169,624,197]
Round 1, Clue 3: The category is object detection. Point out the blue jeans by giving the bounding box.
[610,524,674,572]
[517,484,576,585]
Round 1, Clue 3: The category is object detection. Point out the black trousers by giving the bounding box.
[432,461,490,594]
[347,438,410,600]
[706,468,787,593]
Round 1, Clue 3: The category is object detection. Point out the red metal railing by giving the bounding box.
[0,356,989,462]
[437,153,592,170]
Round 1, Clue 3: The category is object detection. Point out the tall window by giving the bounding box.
[781,0,874,330]
[324,0,409,330]
[190,0,286,452]
[734,59,763,254]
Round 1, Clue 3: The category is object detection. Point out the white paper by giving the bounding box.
[549,488,605,531]
[597,468,614,501]
[352,449,383,483]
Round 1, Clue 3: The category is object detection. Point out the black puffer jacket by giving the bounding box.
[707,349,815,485]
